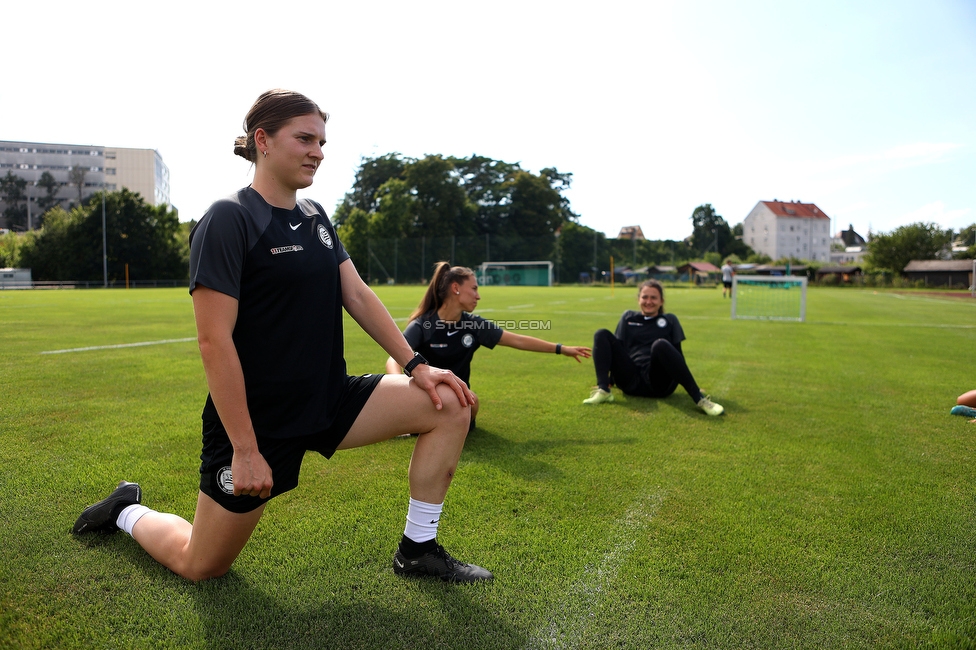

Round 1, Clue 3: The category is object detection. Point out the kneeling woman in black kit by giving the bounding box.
[72,90,491,584]
[583,279,724,416]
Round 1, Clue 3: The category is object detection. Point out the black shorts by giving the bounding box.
[199,373,383,513]
[723,280,733,288]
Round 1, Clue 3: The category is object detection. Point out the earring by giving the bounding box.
[455,291,460,295]
[263,150,268,158]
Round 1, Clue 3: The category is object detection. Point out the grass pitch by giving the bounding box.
[1,284,974,649]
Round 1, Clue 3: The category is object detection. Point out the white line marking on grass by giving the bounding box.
[523,492,665,650]
[808,321,976,329]
[508,304,536,310]
[549,300,566,305]
[40,338,196,354]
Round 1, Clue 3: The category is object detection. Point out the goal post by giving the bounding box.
[731,275,807,322]
[478,261,553,286]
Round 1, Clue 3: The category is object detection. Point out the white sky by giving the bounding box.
[3,0,974,241]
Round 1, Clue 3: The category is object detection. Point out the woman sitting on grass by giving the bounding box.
[583,279,724,416]
[386,262,591,430]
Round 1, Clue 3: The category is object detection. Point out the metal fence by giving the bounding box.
[1,279,189,290]
[364,235,557,284]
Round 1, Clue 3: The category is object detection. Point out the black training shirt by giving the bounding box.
[614,310,686,368]
[188,186,349,438]
[403,311,503,386]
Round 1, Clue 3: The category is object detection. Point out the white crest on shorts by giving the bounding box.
[462,333,474,348]
[317,223,333,248]
[656,317,667,328]
[217,466,234,495]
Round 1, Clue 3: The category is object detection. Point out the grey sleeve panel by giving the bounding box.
[189,191,269,299]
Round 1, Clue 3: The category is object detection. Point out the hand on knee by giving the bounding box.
[429,384,469,434]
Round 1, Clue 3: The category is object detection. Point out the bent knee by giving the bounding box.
[432,384,470,430]
[178,560,233,583]
[594,328,614,343]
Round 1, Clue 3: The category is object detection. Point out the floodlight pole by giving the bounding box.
[26,182,33,231]
[102,187,108,288]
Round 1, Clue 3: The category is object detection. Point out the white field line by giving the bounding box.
[882,293,976,306]
[40,337,196,355]
[508,304,536,310]
[675,314,976,329]
[523,492,665,650]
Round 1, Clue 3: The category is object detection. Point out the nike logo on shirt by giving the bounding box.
[447,331,459,336]
[289,223,301,230]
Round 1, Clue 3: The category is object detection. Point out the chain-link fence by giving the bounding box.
[363,234,558,284]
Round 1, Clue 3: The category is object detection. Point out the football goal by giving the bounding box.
[478,261,553,286]
[731,275,807,322]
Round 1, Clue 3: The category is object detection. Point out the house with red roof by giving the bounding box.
[742,200,832,262]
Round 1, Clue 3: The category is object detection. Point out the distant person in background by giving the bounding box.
[721,259,735,298]
[583,279,724,416]
[386,262,591,430]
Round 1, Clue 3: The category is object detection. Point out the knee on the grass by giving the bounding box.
[958,390,976,408]
[179,559,234,583]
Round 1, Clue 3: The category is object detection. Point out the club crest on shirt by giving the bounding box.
[317,223,333,249]
[217,466,234,495]
[462,333,474,348]
[657,317,667,328]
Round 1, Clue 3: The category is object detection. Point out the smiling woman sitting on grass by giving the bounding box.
[583,279,724,416]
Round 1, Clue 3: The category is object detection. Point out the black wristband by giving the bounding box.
[555,343,562,355]
[403,353,428,377]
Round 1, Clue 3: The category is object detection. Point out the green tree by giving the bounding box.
[371,178,415,239]
[20,189,185,282]
[333,207,371,269]
[691,203,753,259]
[0,230,23,267]
[176,219,195,273]
[36,171,62,213]
[1,172,28,231]
[953,223,976,260]
[68,165,88,203]
[333,153,578,280]
[402,155,476,237]
[688,204,754,260]
[334,153,408,221]
[689,204,723,254]
[451,155,521,233]
[558,221,607,282]
[866,222,954,273]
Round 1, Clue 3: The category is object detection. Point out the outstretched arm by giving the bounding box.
[339,260,473,409]
[192,286,273,499]
[497,330,592,362]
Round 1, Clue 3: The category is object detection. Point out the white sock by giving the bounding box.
[403,498,443,543]
[116,504,152,536]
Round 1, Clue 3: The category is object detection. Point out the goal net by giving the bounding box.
[478,261,553,286]
[731,275,807,322]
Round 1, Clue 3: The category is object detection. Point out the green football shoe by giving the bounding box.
[583,387,614,405]
[697,396,724,416]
